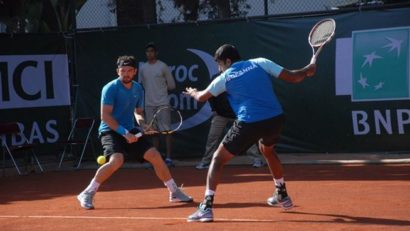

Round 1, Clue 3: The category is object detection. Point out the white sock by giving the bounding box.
[83,178,100,193]
[205,189,215,197]
[274,178,284,187]
[164,179,178,193]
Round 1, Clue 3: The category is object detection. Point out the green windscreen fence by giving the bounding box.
[1,7,410,158]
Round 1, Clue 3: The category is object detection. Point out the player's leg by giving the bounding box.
[188,120,256,222]
[144,147,172,182]
[142,143,193,203]
[93,153,124,183]
[206,144,234,193]
[77,131,125,210]
[258,114,293,210]
[196,115,230,169]
[260,143,283,179]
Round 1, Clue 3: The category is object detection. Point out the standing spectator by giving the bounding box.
[139,42,176,167]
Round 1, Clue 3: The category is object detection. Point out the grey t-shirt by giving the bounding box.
[138,60,175,106]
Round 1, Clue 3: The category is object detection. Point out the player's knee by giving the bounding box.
[212,147,233,166]
[143,148,161,163]
[108,153,124,169]
[259,141,275,154]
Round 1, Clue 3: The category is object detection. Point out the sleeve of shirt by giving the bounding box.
[205,73,226,96]
[250,57,284,78]
[163,63,176,90]
[101,84,115,105]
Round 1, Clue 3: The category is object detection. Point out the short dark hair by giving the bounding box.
[214,44,241,63]
[145,42,157,51]
[116,55,137,68]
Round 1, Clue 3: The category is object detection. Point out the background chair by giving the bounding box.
[0,122,44,176]
[58,117,97,169]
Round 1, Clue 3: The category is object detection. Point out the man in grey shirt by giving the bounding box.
[138,42,176,166]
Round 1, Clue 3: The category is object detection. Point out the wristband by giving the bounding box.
[115,126,128,136]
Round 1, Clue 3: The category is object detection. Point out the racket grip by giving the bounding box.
[310,55,317,64]
[135,132,143,138]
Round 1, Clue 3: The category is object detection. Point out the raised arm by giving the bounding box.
[252,57,316,84]
[278,63,317,83]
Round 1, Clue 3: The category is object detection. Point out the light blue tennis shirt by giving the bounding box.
[98,78,144,134]
[206,58,284,123]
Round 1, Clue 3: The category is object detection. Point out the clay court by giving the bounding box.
[1,163,409,231]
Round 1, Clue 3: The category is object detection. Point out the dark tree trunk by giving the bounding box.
[211,0,231,18]
[173,0,199,21]
[117,0,157,25]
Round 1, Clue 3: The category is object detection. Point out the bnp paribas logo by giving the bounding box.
[336,27,410,102]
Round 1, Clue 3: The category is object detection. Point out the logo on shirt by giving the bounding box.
[226,62,258,81]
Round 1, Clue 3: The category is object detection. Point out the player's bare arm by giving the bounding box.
[134,108,152,134]
[278,63,317,83]
[134,107,145,126]
[183,87,213,102]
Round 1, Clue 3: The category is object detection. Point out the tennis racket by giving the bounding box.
[135,106,183,137]
[309,18,336,64]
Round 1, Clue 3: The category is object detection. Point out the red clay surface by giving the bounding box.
[1,164,409,231]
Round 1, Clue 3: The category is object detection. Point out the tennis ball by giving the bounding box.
[97,155,106,165]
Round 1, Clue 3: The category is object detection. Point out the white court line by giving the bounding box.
[0,215,275,222]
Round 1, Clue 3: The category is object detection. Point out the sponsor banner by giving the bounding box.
[0,54,70,109]
[0,34,72,153]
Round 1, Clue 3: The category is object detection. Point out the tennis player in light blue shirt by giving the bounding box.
[98,78,144,134]
[184,44,316,222]
[77,56,193,211]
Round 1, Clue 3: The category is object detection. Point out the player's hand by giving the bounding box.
[183,87,197,96]
[124,132,138,143]
[304,63,317,77]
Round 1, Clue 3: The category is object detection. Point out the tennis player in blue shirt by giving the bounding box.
[77,56,192,210]
[184,44,316,222]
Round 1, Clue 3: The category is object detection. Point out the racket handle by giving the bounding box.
[310,55,317,64]
[310,46,324,64]
[135,132,143,138]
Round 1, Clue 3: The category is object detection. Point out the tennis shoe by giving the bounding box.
[252,159,264,168]
[77,191,95,210]
[267,184,293,210]
[169,187,193,203]
[165,158,175,167]
[195,162,209,170]
[187,203,214,222]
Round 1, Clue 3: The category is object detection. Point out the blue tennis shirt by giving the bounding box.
[206,58,284,122]
[98,78,144,134]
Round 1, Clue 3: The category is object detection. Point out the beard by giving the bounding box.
[120,76,133,84]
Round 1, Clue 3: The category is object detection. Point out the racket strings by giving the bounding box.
[150,107,182,134]
[310,21,335,46]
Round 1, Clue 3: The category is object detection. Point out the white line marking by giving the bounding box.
[0,215,276,222]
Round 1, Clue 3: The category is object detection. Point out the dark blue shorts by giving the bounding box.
[222,114,285,155]
[99,128,153,162]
